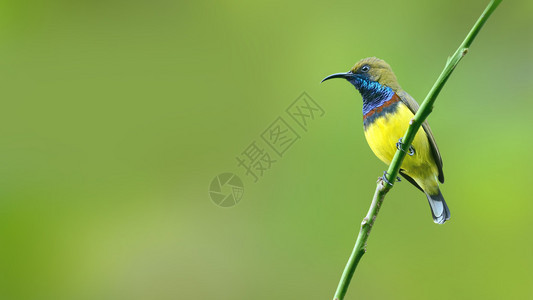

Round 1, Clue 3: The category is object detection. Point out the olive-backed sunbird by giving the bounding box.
[322,57,450,224]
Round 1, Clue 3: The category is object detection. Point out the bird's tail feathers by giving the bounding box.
[426,189,450,224]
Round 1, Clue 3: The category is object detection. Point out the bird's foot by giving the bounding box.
[380,171,401,186]
[396,138,415,156]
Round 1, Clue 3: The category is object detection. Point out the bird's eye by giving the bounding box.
[361,65,370,73]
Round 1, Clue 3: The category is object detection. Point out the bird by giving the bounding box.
[322,57,450,224]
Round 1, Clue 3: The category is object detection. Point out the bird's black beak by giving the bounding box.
[321,71,356,83]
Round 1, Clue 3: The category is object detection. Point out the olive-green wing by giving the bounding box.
[397,90,444,183]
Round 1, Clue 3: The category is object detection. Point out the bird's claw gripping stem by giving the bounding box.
[381,171,400,186]
[396,138,415,156]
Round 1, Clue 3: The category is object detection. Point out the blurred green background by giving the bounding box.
[0,0,531,299]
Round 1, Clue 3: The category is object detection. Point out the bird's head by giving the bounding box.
[322,57,401,92]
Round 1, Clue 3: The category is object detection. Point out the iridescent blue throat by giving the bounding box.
[348,77,395,115]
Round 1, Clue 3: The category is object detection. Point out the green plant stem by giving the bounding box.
[333,1,502,299]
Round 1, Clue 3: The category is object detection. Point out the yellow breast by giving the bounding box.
[364,102,439,191]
